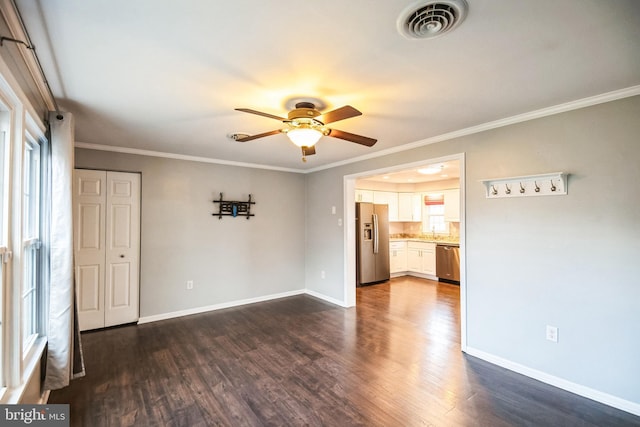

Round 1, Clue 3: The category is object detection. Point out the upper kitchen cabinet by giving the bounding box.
[356,189,424,222]
[373,191,399,221]
[355,189,374,203]
[444,189,460,222]
[398,193,422,222]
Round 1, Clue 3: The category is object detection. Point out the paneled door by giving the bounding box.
[73,169,106,330]
[73,169,140,331]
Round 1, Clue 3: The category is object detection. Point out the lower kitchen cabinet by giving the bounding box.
[389,240,437,278]
[407,241,436,276]
[390,241,407,273]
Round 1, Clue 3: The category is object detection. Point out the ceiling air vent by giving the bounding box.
[397,0,468,40]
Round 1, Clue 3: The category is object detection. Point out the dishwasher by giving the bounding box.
[436,244,460,284]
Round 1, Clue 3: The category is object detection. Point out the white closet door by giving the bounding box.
[73,170,107,331]
[104,171,140,327]
[73,169,140,331]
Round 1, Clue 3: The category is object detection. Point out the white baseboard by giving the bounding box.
[407,272,438,281]
[138,288,350,325]
[305,289,349,307]
[465,346,640,417]
[137,289,306,324]
[390,272,438,280]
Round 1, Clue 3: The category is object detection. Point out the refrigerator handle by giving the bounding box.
[373,213,379,254]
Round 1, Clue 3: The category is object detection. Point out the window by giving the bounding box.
[422,193,449,234]
[22,138,41,354]
[0,130,6,242]
[426,204,447,233]
[0,126,8,387]
[0,64,50,402]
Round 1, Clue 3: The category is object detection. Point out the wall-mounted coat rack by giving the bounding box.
[480,172,567,198]
[213,193,255,219]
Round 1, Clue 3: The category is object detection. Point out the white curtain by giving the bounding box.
[44,112,84,390]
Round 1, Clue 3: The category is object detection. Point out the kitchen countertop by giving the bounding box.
[390,237,459,246]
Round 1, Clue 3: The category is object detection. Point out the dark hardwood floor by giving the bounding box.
[50,277,640,426]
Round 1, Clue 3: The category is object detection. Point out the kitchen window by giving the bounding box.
[422,193,449,234]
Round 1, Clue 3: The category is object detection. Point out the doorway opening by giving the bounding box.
[343,153,467,350]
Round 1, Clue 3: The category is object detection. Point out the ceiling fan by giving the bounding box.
[234,102,377,162]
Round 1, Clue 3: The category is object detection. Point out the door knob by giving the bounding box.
[120,254,125,258]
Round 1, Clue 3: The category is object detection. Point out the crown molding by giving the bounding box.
[76,85,640,174]
[307,85,640,173]
[74,142,307,174]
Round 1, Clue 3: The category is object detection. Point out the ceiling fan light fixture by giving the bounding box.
[234,102,376,155]
[286,127,323,147]
[284,117,329,147]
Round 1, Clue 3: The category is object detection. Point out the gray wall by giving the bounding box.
[305,96,640,405]
[75,95,640,406]
[75,150,306,318]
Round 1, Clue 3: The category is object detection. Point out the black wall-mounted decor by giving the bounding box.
[213,193,255,219]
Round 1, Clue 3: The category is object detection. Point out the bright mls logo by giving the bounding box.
[0,405,69,426]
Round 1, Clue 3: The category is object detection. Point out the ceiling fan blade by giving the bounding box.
[235,129,282,142]
[328,129,377,147]
[317,105,362,124]
[301,145,316,156]
[235,108,286,121]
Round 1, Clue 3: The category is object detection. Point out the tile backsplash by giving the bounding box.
[390,221,460,238]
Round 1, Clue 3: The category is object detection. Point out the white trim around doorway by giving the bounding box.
[343,152,467,351]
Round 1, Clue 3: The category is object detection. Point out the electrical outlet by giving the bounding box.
[186,280,193,290]
[546,325,558,343]
[321,270,326,279]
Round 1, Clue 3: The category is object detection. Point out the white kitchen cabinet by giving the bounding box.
[398,193,422,222]
[407,246,422,272]
[444,189,460,222]
[407,241,436,276]
[355,189,374,203]
[412,194,422,221]
[390,241,407,274]
[422,245,436,275]
[373,191,399,221]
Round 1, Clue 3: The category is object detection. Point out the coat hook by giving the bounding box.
[491,185,498,195]
[519,182,525,194]
[550,179,557,192]
[534,181,540,193]
[505,184,511,195]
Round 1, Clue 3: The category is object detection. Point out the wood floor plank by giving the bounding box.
[49,277,640,426]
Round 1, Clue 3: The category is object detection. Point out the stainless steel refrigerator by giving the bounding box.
[356,202,390,286]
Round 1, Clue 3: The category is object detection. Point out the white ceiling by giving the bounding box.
[16,0,640,171]
[360,160,460,184]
